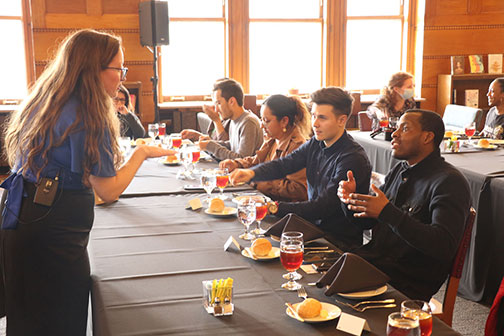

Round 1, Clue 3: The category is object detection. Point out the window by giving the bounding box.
[249,0,322,95]
[160,0,421,100]
[345,0,407,91]
[0,0,29,100]
[160,0,226,98]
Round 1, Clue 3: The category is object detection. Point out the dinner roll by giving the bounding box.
[478,138,490,148]
[166,155,178,163]
[135,138,146,146]
[251,238,272,257]
[297,298,322,318]
[209,198,225,212]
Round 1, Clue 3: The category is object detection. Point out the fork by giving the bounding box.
[335,299,396,312]
[297,287,308,300]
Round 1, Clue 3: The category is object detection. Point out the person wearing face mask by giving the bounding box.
[366,72,416,131]
[482,77,504,139]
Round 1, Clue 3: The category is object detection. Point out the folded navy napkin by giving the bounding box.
[316,252,390,296]
[264,213,325,242]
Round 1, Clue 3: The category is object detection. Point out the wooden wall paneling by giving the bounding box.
[325,0,344,87]
[44,14,139,28]
[102,0,140,14]
[45,0,86,14]
[481,0,504,13]
[434,0,469,16]
[32,31,68,60]
[86,0,102,16]
[422,57,450,84]
[423,28,504,55]
[420,87,437,112]
[31,0,46,28]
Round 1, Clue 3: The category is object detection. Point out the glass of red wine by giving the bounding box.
[465,122,476,144]
[254,197,268,236]
[214,168,230,200]
[280,231,304,291]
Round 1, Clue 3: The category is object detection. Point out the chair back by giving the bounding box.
[443,104,483,131]
[197,112,212,134]
[432,207,476,327]
[358,112,373,131]
[244,94,259,117]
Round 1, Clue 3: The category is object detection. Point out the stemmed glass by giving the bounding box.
[148,123,159,143]
[465,122,476,144]
[280,231,304,291]
[190,147,201,174]
[387,312,420,336]
[401,300,432,336]
[254,197,268,236]
[158,122,166,143]
[169,133,182,150]
[214,168,230,200]
[379,116,389,129]
[238,198,256,241]
[177,145,192,179]
[200,169,216,203]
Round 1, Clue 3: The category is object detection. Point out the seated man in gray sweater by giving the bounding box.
[197,78,263,160]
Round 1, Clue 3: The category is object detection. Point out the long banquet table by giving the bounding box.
[349,130,504,303]
[89,156,460,335]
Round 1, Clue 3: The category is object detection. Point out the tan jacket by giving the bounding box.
[233,127,308,202]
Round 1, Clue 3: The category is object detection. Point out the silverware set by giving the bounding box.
[335,298,396,312]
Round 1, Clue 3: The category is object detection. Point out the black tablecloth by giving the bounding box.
[90,192,459,335]
[350,131,504,302]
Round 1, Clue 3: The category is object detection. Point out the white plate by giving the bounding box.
[241,247,280,260]
[474,144,498,150]
[160,158,181,166]
[286,302,341,323]
[204,207,237,217]
[338,285,388,299]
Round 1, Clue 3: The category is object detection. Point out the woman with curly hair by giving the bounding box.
[366,72,416,130]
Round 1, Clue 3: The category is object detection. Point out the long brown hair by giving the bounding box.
[4,29,122,183]
[380,71,413,106]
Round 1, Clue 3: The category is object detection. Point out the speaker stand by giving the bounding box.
[147,45,160,123]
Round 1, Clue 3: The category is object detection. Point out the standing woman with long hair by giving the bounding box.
[366,71,416,130]
[0,29,173,335]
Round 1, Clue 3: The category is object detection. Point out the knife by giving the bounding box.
[285,303,304,322]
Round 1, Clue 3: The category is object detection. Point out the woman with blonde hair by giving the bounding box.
[0,29,173,335]
[220,94,310,202]
[366,71,416,130]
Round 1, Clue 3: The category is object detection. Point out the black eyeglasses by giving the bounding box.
[105,67,128,81]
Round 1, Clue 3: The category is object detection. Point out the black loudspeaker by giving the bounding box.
[139,1,169,47]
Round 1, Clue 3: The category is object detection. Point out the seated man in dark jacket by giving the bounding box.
[230,87,372,250]
[338,109,471,301]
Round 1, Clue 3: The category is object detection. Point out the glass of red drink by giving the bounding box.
[158,122,166,137]
[379,117,389,129]
[170,133,182,149]
[254,198,268,236]
[401,300,432,336]
[464,122,476,143]
[280,232,303,291]
[214,168,230,200]
[387,312,420,336]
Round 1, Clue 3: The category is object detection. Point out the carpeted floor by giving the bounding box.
[0,283,492,335]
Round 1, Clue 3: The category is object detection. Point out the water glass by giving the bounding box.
[238,199,256,241]
[401,300,432,336]
[148,123,159,141]
[280,231,303,291]
[387,312,420,336]
[119,136,131,156]
[200,169,216,202]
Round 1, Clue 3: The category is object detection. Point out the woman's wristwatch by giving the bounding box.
[267,201,279,214]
